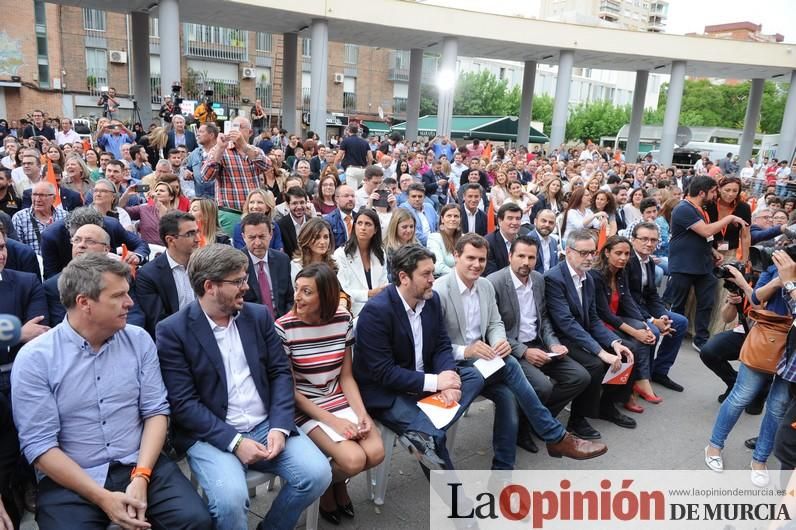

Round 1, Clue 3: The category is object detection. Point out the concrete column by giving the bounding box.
[659,60,686,167]
[282,32,298,134]
[625,70,649,163]
[778,71,796,165]
[436,37,458,139]
[157,0,181,99]
[405,48,423,141]
[130,12,151,122]
[549,50,574,149]
[517,60,537,147]
[738,78,764,163]
[309,19,329,145]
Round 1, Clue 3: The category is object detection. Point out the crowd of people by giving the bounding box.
[1,107,796,530]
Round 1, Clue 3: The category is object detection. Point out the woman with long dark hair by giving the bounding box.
[561,188,606,242]
[313,172,340,216]
[591,190,618,237]
[333,209,387,318]
[589,235,659,413]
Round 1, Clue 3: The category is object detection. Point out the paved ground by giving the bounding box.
[22,342,765,529]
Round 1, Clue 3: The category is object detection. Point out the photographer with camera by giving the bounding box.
[159,96,177,125]
[193,90,217,125]
[96,86,120,119]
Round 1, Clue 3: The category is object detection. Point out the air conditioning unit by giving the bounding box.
[333,72,344,84]
[242,67,256,79]
[109,50,127,64]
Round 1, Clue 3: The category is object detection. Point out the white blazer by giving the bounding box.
[333,246,387,318]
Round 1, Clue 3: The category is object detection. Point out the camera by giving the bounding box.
[712,261,746,296]
[749,243,796,273]
[203,89,214,106]
[170,82,184,107]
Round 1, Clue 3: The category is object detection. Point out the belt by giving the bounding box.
[0,362,13,373]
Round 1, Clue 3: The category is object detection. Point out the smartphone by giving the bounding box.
[373,188,389,208]
[137,184,150,193]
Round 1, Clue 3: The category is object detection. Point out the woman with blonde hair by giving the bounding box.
[383,208,419,282]
[62,154,93,198]
[140,126,169,165]
[233,188,283,251]
[190,197,231,245]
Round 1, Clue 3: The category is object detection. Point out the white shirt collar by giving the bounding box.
[634,249,650,265]
[165,250,186,271]
[397,287,425,316]
[455,271,477,296]
[202,308,240,332]
[566,260,585,282]
[248,250,268,266]
[509,268,531,290]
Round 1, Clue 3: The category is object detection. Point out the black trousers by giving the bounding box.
[699,329,745,389]
[564,341,635,420]
[666,272,718,346]
[36,454,213,530]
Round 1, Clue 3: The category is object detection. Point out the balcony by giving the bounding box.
[647,15,666,32]
[151,76,162,104]
[255,84,273,108]
[183,23,248,63]
[393,97,407,115]
[301,87,312,112]
[343,92,356,115]
[388,67,409,82]
[86,68,108,96]
[186,79,241,107]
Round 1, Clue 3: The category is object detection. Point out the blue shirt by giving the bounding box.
[187,146,215,198]
[97,133,133,160]
[432,142,455,161]
[130,162,153,182]
[11,319,170,485]
[669,200,712,275]
[752,266,790,317]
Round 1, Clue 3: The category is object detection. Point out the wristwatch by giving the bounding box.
[784,281,796,295]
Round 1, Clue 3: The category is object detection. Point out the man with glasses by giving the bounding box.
[750,208,795,246]
[12,182,66,255]
[202,117,270,235]
[628,222,688,392]
[544,229,637,440]
[134,211,200,338]
[156,244,331,530]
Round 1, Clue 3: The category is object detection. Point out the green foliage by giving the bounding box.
[419,83,438,116]
[566,100,631,143]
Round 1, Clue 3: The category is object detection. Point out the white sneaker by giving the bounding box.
[704,446,723,472]
[750,462,769,487]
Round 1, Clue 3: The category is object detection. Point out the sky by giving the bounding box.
[423,0,796,43]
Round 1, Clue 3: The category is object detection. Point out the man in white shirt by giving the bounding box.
[354,165,384,212]
[54,118,81,146]
[155,244,331,530]
[450,151,468,181]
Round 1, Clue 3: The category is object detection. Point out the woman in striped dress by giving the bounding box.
[275,263,384,525]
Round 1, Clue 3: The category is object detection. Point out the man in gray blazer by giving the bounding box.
[434,233,606,470]
[487,235,590,453]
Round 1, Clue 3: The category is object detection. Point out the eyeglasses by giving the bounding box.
[216,277,248,288]
[31,193,55,198]
[174,230,199,239]
[71,236,105,246]
[569,248,597,257]
[634,237,660,244]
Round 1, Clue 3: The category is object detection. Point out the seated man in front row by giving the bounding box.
[12,253,212,530]
[354,244,484,473]
[156,244,331,530]
[435,233,605,469]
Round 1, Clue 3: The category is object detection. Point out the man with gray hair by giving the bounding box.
[201,116,271,234]
[156,244,331,530]
[12,252,212,530]
[11,181,67,255]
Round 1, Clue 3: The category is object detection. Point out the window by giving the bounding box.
[149,18,159,38]
[86,48,108,90]
[256,67,272,107]
[343,76,356,112]
[256,32,272,53]
[344,44,358,65]
[34,0,49,88]
[302,38,311,58]
[83,8,106,31]
[34,0,46,26]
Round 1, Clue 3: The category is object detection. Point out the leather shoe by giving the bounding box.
[599,406,637,429]
[338,501,355,518]
[566,418,601,440]
[718,388,732,403]
[745,437,758,450]
[517,431,539,453]
[547,433,608,460]
[652,373,684,392]
[319,506,341,525]
[400,431,446,470]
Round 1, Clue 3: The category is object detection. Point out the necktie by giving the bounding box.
[257,261,274,316]
[344,214,353,238]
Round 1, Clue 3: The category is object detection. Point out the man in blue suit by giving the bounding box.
[354,245,484,472]
[399,183,437,246]
[156,244,330,530]
[40,207,150,279]
[544,228,636,440]
[240,213,293,318]
[529,209,560,273]
[324,185,356,249]
[4,233,40,278]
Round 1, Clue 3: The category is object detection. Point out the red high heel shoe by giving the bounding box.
[624,401,644,414]
[634,384,663,404]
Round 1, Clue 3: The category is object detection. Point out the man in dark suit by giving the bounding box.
[325,185,356,249]
[240,213,293,318]
[544,228,637,440]
[134,211,200,337]
[614,187,628,232]
[155,244,331,530]
[40,206,150,278]
[275,187,311,260]
[4,232,40,278]
[354,245,484,472]
[421,159,450,209]
[488,235,590,452]
[528,209,560,273]
[22,184,83,213]
[484,203,528,276]
[165,115,198,152]
[628,222,688,392]
[44,224,145,327]
[459,183,487,236]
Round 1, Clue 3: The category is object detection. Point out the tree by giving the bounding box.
[419,83,438,116]
[565,100,630,143]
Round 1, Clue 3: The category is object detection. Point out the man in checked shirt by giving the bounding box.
[201,116,270,235]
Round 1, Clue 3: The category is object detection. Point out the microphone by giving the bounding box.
[0,314,22,350]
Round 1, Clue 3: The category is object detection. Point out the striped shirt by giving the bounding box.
[201,145,270,212]
[275,309,354,426]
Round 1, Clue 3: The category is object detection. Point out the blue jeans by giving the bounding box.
[647,310,688,377]
[187,419,332,530]
[709,364,789,463]
[462,355,566,470]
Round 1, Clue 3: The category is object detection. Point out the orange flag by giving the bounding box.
[46,160,61,208]
[121,243,136,279]
[486,200,496,234]
[596,223,607,252]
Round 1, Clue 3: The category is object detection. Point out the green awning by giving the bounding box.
[361,120,391,135]
[391,115,505,138]
[467,116,549,144]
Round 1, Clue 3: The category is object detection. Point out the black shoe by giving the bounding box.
[745,401,764,415]
[745,437,758,450]
[517,431,539,453]
[718,388,732,403]
[338,502,355,518]
[319,506,341,525]
[652,373,684,392]
[566,418,602,440]
[400,431,446,470]
[599,406,637,429]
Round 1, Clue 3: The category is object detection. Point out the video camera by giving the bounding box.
[171,82,184,107]
[712,261,746,297]
[749,243,796,273]
[99,86,110,103]
[202,88,214,107]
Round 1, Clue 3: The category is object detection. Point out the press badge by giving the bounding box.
[718,241,729,251]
